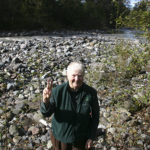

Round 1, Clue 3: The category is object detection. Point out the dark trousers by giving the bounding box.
[50,132,87,150]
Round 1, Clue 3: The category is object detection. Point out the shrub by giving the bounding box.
[85,41,150,111]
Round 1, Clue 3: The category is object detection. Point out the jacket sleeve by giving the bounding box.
[89,90,100,140]
[40,89,56,117]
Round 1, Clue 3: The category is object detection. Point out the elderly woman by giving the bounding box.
[40,62,99,150]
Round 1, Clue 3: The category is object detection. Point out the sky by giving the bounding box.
[130,0,141,7]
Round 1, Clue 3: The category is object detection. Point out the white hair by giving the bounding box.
[67,62,85,75]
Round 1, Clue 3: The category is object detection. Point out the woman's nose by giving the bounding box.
[75,76,79,81]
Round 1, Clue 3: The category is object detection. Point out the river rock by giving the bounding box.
[7,82,17,91]
[47,140,53,149]
[0,31,149,149]
[9,125,19,136]
[28,126,40,135]
[0,109,3,115]
[12,56,22,64]
[33,111,43,122]
[13,136,22,144]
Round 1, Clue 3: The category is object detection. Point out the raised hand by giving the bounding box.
[43,79,53,104]
[85,139,93,150]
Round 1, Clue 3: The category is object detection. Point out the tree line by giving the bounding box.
[0,0,129,31]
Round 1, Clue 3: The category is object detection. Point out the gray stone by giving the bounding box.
[13,91,19,96]
[141,134,150,140]
[9,125,19,136]
[128,148,142,150]
[99,117,109,127]
[12,148,23,150]
[0,62,5,68]
[18,94,24,99]
[110,147,117,150]
[13,136,22,144]
[12,103,27,114]
[0,109,3,115]
[15,102,25,110]
[12,56,22,64]
[20,44,26,49]
[47,140,53,149]
[28,126,40,135]
[40,135,47,142]
[35,89,40,94]
[34,138,41,144]
[27,143,34,149]
[7,82,17,90]
[13,64,27,72]
[33,111,43,122]
[12,109,21,115]
[41,71,52,79]
[107,128,116,134]
[0,119,5,128]
[36,147,44,150]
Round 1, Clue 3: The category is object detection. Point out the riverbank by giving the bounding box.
[0,31,150,150]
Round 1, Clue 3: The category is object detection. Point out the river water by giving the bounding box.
[0,29,146,42]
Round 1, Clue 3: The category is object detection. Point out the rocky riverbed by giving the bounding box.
[0,31,150,150]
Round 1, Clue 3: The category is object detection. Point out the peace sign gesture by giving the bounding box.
[43,79,53,104]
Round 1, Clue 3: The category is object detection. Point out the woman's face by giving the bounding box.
[67,68,83,91]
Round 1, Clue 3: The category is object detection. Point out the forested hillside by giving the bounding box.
[0,0,129,31]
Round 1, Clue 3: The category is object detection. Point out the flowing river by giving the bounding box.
[0,29,146,43]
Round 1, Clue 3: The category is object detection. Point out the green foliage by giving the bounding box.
[114,42,149,78]
[32,93,42,103]
[85,63,106,88]
[113,42,150,111]
[116,1,150,39]
[134,0,147,11]
[85,41,150,112]
[132,74,150,106]
[0,0,128,30]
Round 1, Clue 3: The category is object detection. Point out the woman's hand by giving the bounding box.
[43,79,53,104]
[85,139,93,150]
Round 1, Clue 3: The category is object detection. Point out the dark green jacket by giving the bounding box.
[40,82,99,143]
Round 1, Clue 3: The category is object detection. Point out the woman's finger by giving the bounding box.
[50,80,53,89]
[47,78,53,91]
[47,79,50,89]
